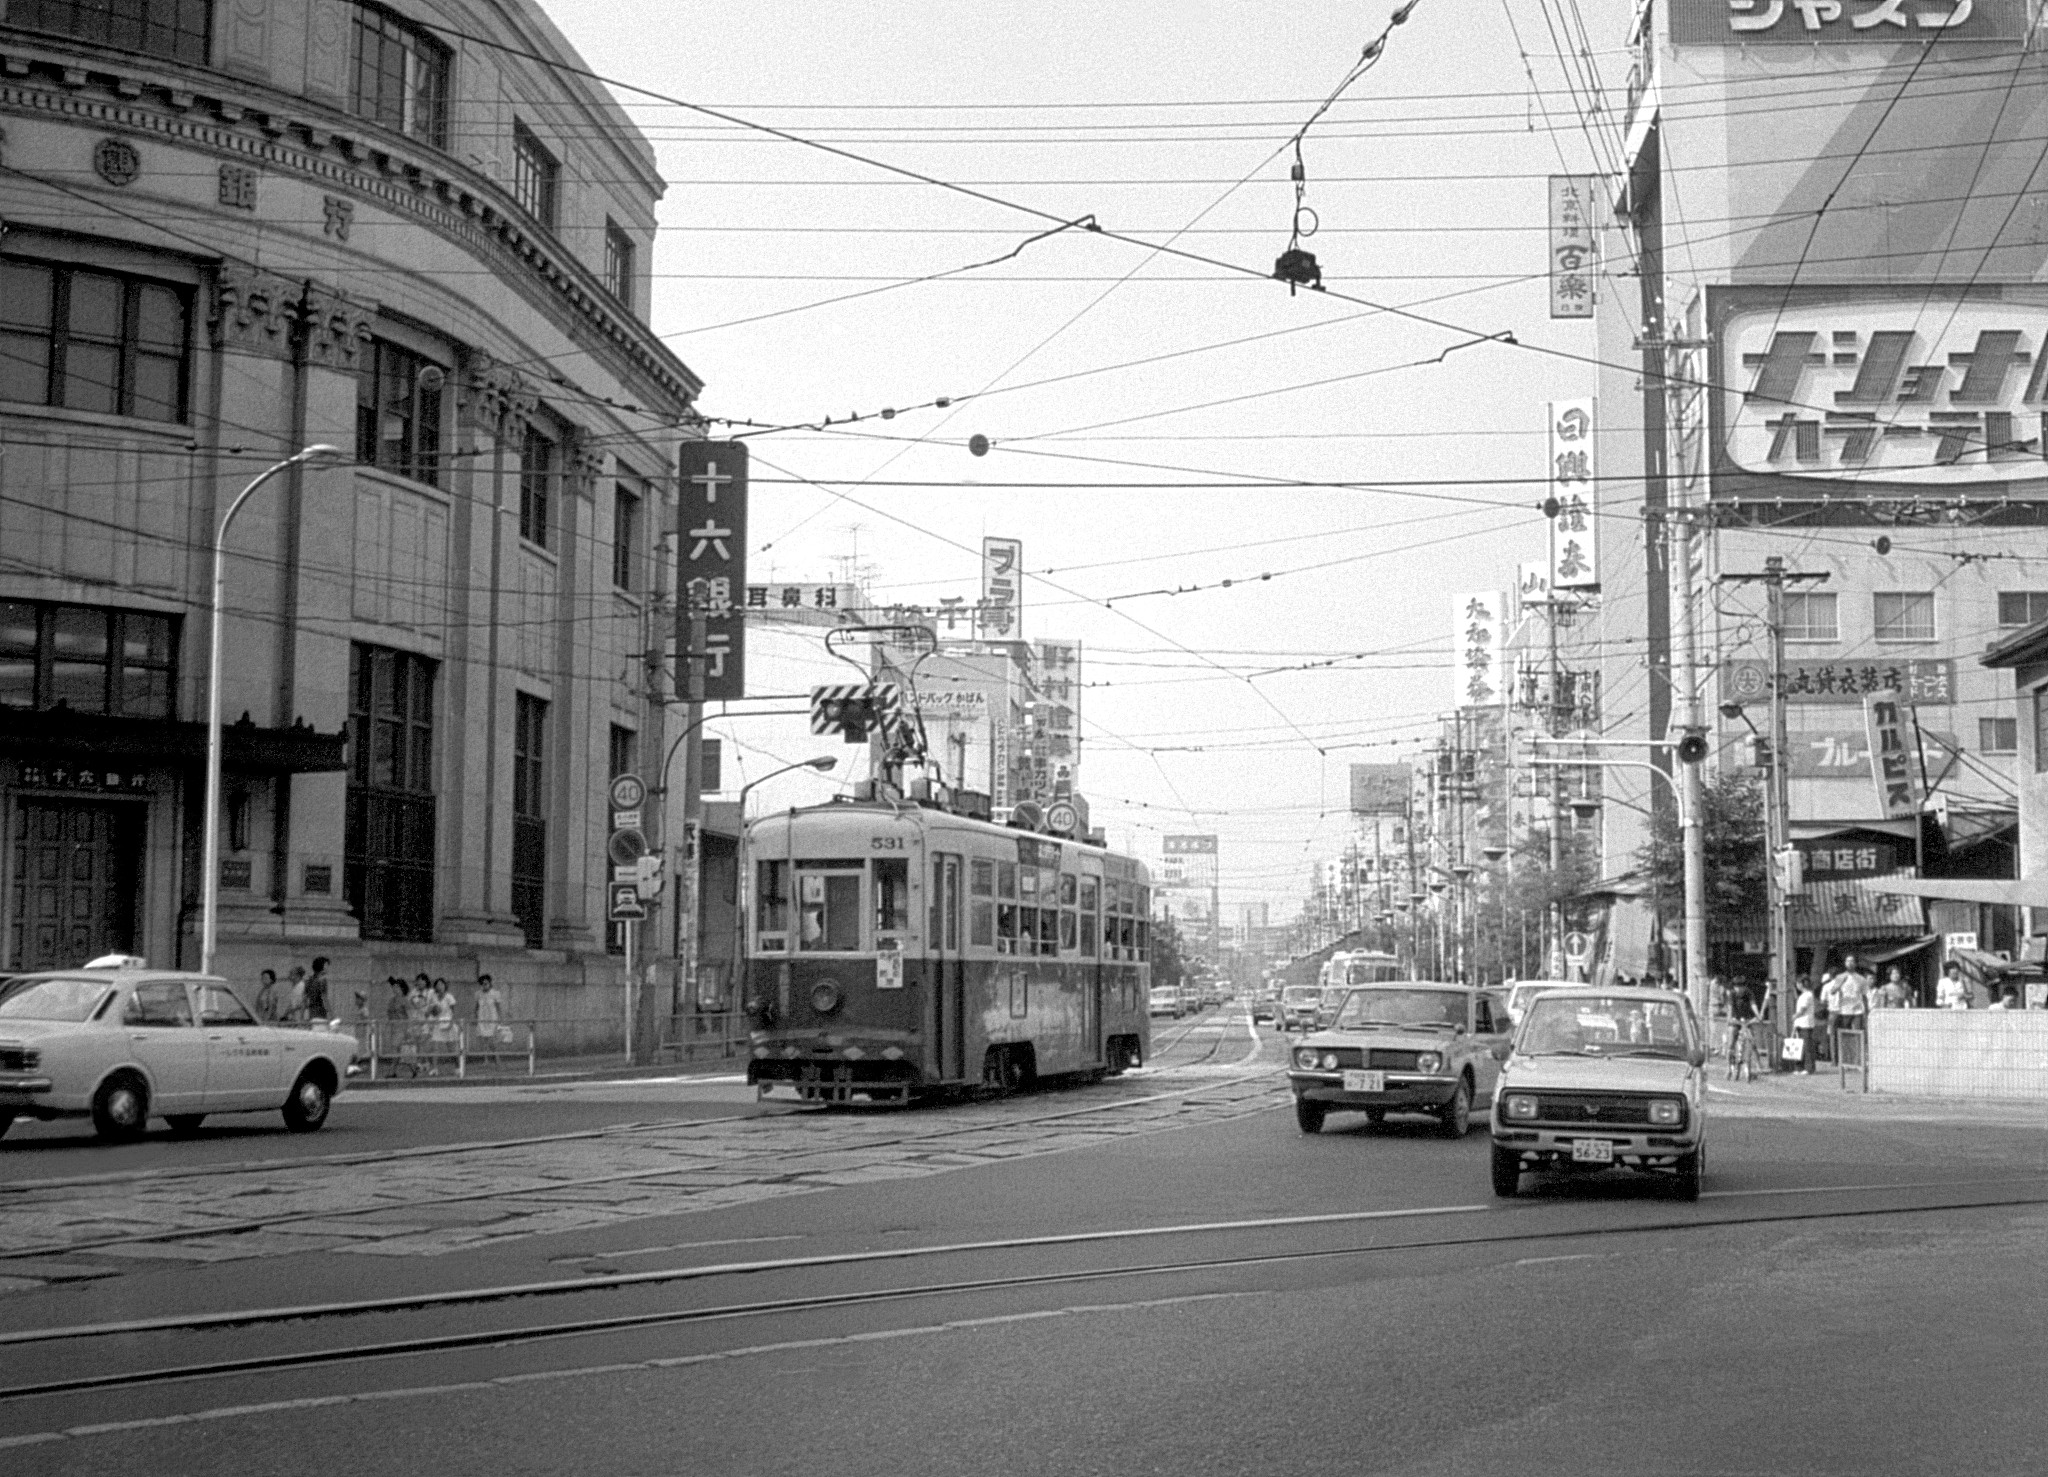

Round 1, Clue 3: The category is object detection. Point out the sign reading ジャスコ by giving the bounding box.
[1671,0,2023,45]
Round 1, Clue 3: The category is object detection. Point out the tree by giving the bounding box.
[1636,770,1768,949]
[1151,909,1188,988]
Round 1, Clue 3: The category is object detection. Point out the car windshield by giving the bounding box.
[0,977,115,1022]
[1519,996,1694,1058]
[1282,988,1317,1004]
[1333,989,1465,1031]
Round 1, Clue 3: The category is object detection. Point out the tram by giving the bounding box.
[741,794,1153,1104]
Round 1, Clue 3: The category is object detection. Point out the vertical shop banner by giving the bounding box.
[678,441,748,701]
[1453,591,1505,709]
[1515,560,1552,622]
[1547,175,1599,319]
[979,537,1023,637]
[1548,399,1598,591]
[1863,693,1924,820]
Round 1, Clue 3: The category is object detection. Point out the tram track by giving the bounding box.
[0,1062,1286,1265]
[3,1175,2045,1406]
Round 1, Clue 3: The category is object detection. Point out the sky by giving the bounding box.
[548,0,1632,913]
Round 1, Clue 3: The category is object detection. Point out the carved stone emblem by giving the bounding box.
[93,136,141,186]
[322,194,354,241]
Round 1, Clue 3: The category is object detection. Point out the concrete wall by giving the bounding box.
[1869,1010,2048,1099]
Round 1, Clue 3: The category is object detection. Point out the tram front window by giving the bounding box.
[756,860,790,950]
[798,863,863,951]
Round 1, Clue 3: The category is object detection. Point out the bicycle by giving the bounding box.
[1725,1016,1765,1081]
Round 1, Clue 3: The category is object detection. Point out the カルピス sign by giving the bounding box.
[1863,693,1924,820]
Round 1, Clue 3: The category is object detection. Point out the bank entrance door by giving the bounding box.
[6,800,144,971]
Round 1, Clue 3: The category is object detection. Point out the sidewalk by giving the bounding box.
[1708,1061,2048,1124]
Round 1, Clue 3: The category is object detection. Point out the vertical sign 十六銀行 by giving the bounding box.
[679,441,748,701]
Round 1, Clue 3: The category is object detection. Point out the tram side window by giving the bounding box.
[756,860,789,951]
[1038,907,1059,956]
[1136,916,1149,962]
[997,861,1017,900]
[874,857,909,937]
[997,901,1019,954]
[970,858,994,947]
[1079,877,1098,959]
[1060,907,1077,952]
[798,864,862,951]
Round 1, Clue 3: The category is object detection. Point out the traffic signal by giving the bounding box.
[1749,735,1774,770]
[1674,728,1710,764]
[810,683,901,743]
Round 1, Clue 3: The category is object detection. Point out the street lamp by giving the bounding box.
[200,444,343,976]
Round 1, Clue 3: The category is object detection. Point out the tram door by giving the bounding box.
[931,854,965,1081]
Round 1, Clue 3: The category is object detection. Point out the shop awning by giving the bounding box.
[1861,935,1939,965]
[1860,875,2048,907]
[1792,818,1920,842]
[0,708,347,774]
[1950,946,2021,976]
[1788,878,1923,943]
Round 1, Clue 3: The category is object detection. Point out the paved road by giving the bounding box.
[6,1013,2045,1473]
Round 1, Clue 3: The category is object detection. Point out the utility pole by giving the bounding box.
[1668,501,1711,1025]
[1720,557,1828,1046]
[1545,591,1568,976]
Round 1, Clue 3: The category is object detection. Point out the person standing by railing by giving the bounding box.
[1793,977,1818,1075]
[475,974,509,1047]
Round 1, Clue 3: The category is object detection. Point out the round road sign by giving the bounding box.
[1045,801,1079,836]
[1563,930,1592,963]
[609,773,646,811]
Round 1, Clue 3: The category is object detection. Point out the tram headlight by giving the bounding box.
[810,980,843,1015]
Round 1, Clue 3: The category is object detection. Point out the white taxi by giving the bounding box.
[0,960,352,1141]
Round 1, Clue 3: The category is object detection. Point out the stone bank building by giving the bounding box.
[0,0,701,1017]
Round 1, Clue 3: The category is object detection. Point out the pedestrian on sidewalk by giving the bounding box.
[475,973,510,1045]
[1793,978,1819,1074]
[303,956,332,1023]
[253,968,280,1022]
[1937,960,1973,1010]
[284,964,309,1023]
[1829,954,1870,1064]
[429,977,459,1059]
[407,972,433,1071]
[1878,967,1912,1010]
[384,978,417,1077]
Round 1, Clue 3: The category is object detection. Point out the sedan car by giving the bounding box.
[1503,979,1575,1026]
[0,963,352,1141]
[1286,983,1513,1136]
[1489,985,1708,1201]
[1147,986,1184,1020]
[1275,986,1321,1032]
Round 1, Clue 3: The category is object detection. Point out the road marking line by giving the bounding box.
[0,1293,1258,1450]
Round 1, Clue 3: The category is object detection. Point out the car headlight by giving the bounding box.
[1416,1051,1444,1073]
[1320,1051,1341,1070]
[1502,1094,1539,1120]
[1648,1099,1683,1126]
[1294,1048,1321,1070]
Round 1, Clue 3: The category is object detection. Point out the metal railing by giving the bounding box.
[654,1010,747,1063]
[346,1019,539,1080]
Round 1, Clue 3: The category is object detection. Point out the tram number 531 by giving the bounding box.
[870,836,905,850]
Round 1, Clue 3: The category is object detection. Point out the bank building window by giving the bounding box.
[512,122,559,231]
[519,428,554,548]
[8,0,210,66]
[345,644,437,942]
[0,260,190,424]
[512,693,548,950]
[0,602,177,718]
[355,340,443,487]
[604,220,635,309]
[351,2,452,149]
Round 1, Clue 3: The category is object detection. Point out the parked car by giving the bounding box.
[1250,992,1280,1023]
[1147,986,1184,1020]
[1286,982,1513,1136]
[1489,985,1708,1201]
[0,962,353,1142]
[1276,986,1322,1032]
